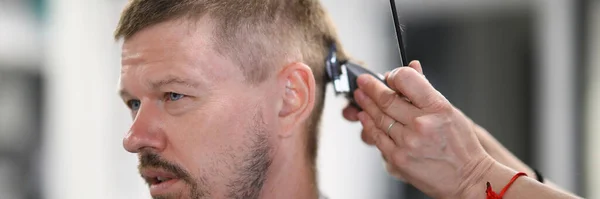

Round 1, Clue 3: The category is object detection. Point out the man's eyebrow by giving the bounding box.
[149,76,201,90]
[118,89,133,100]
[117,76,201,99]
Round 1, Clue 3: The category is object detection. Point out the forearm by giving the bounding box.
[474,125,577,196]
[464,162,581,199]
[475,125,535,177]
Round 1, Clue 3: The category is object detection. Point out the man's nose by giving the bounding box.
[123,104,167,153]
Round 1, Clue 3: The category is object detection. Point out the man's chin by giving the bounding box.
[149,178,185,199]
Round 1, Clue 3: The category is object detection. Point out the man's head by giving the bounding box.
[115,0,348,198]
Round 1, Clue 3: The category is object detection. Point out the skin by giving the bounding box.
[118,17,318,199]
[344,61,581,198]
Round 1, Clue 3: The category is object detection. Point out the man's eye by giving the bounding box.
[127,99,141,111]
[167,92,185,101]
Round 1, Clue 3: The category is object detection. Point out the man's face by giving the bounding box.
[118,18,282,199]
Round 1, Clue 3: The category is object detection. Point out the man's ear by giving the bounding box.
[277,62,316,137]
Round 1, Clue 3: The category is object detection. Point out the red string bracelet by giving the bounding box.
[485,172,528,199]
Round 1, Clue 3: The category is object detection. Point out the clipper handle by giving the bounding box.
[343,62,389,110]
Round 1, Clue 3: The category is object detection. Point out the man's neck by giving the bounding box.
[260,138,319,199]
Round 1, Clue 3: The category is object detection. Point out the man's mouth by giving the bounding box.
[141,169,182,195]
[148,176,175,184]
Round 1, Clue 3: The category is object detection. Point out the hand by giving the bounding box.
[342,61,424,145]
[352,61,495,198]
[342,61,422,180]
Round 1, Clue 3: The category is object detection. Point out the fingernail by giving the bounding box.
[390,68,399,77]
[355,89,366,102]
[357,75,369,87]
[410,60,420,67]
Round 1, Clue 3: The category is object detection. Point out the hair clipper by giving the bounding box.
[325,0,407,110]
[325,44,388,110]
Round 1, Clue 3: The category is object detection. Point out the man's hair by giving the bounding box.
[115,0,349,167]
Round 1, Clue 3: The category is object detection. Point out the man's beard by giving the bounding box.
[226,110,272,199]
[138,152,207,199]
[138,111,272,199]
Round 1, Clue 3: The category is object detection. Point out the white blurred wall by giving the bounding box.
[42,0,148,198]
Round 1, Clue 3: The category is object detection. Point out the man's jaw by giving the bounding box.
[141,168,184,197]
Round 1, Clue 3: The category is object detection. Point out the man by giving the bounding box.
[115,0,349,198]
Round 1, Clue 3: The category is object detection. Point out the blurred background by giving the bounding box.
[0,0,598,198]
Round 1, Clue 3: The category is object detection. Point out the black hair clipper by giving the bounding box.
[325,44,387,110]
[325,0,408,110]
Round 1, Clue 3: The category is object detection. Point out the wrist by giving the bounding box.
[456,155,496,199]
[474,125,492,150]
[461,160,527,199]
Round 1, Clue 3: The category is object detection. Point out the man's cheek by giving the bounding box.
[181,104,246,151]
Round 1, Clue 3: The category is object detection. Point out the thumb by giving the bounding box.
[408,60,423,75]
[386,60,424,81]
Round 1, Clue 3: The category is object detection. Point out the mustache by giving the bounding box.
[138,152,193,183]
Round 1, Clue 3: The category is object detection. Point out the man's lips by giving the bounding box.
[140,168,182,195]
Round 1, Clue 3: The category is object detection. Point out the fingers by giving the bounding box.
[374,129,397,162]
[354,89,401,131]
[343,103,360,121]
[375,133,411,175]
[355,76,423,126]
[385,120,406,146]
[387,60,423,80]
[357,112,381,145]
[384,71,392,79]
[384,160,406,181]
[386,60,423,93]
[348,60,423,123]
[383,65,450,111]
[358,110,405,146]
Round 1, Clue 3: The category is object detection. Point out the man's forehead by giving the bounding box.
[119,18,240,84]
[121,18,215,59]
